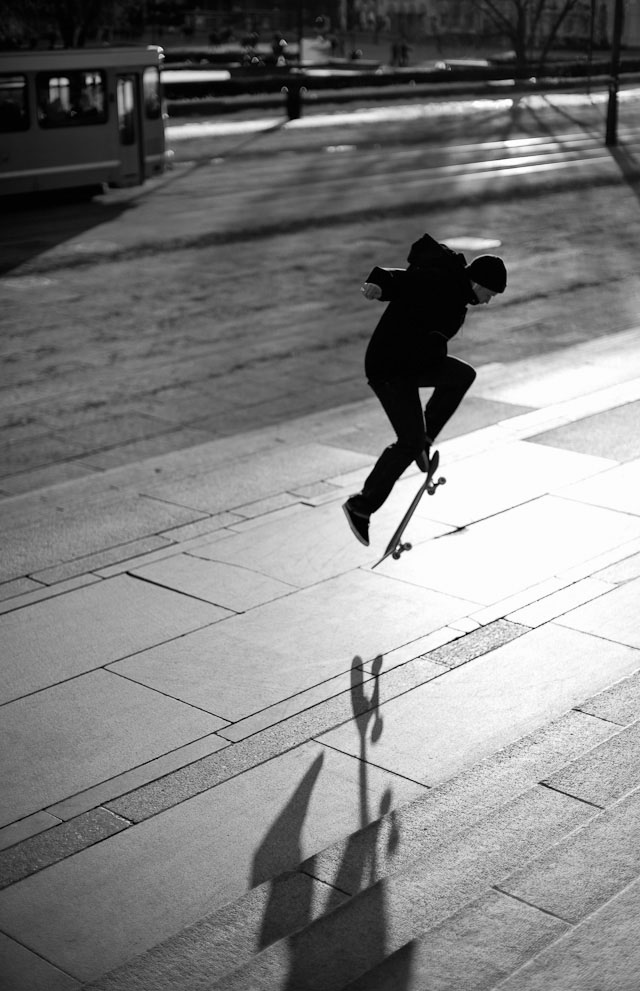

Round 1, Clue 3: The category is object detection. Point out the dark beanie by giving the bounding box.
[466,254,507,293]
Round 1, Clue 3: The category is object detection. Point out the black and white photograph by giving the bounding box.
[2,1,640,988]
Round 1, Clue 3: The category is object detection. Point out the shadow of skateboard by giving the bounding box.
[371,449,446,569]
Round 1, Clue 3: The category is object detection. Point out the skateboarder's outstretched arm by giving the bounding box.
[361,281,382,300]
[361,264,434,304]
[360,265,412,302]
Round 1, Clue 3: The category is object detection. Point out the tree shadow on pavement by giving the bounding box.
[0,119,288,276]
[0,191,132,276]
[608,144,640,206]
[250,654,413,989]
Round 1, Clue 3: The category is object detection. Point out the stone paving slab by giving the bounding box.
[411,619,528,672]
[29,534,174,586]
[76,426,218,472]
[595,548,640,585]
[375,496,640,605]
[0,488,206,583]
[469,577,570,627]
[322,396,534,460]
[45,731,230,823]
[141,441,373,515]
[131,553,296,611]
[542,718,640,807]
[495,875,640,990]
[557,575,640,648]
[156,510,244,544]
[0,669,226,827]
[0,459,97,498]
[61,427,271,500]
[317,624,640,787]
[0,931,80,991]
[506,577,615,627]
[473,327,640,408]
[231,491,303,520]
[575,668,640,725]
[0,808,129,890]
[0,812,60,853]
[0,574,227,704]
[0,742,427,983]
[215,628,467,742]
[81,871,348,991]
[0,573,102,617]
[215,664,378,744]
[529,398,640,462]
[440,378,640,467]
[0,576,42,601]
[191,495,450,587]
[496,785,640,924]
[343,889,568,991]
[209,501,311,534]
[93,527,244,579]
[407,440,613,529]
[0,431,88,478]
[108,570,476,722]
[557,456,640,516]
[58,410,181,458]
[556,534,640,586]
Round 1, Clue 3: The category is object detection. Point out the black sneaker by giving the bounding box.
[343,499,370,546]
[415,439,434,472]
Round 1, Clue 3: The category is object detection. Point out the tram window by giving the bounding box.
[143,67,161,120]
[0,74,29,132]
[36,70,107,127]
[116,76,135,144]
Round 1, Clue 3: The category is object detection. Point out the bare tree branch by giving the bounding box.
[475,0,519,36]
[537,0,585,68]
[474,0,589,71]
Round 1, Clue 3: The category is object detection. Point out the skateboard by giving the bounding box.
[372,450,446,569]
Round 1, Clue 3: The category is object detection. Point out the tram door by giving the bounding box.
[116,74,143,185]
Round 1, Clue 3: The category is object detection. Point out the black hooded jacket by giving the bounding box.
[364,233,477,382]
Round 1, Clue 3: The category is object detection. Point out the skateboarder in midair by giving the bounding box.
[343,233,507,546]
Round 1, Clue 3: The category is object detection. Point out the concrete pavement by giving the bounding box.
[2,324,640,989]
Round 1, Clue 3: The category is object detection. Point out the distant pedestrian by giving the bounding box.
[343,233,507,546]
[398,38,411,66]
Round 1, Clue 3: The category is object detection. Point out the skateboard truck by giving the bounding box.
[372,449,446,569]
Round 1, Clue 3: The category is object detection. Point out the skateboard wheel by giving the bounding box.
[402,542,412,552]
[438,476,446,485]
[392,550,400,560]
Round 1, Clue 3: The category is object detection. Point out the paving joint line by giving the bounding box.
[571,706,629,727]
[0,620,526,887]
[537,780,606,811]
[491,886,575,926]
[311,739,430,790]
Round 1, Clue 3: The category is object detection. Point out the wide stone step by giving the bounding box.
[79,697,640,990]
[207,784,595,990]
[344,780,640,990]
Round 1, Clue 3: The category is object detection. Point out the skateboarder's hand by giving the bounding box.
[361,282,382,301]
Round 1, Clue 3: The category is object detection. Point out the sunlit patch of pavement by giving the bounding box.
[166,86,640,141]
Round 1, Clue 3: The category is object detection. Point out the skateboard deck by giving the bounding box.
[371,450,446,569]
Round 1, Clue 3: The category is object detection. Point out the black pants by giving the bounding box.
[354,356,476,514]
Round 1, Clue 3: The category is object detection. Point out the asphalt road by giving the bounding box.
[2,85,640,495]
